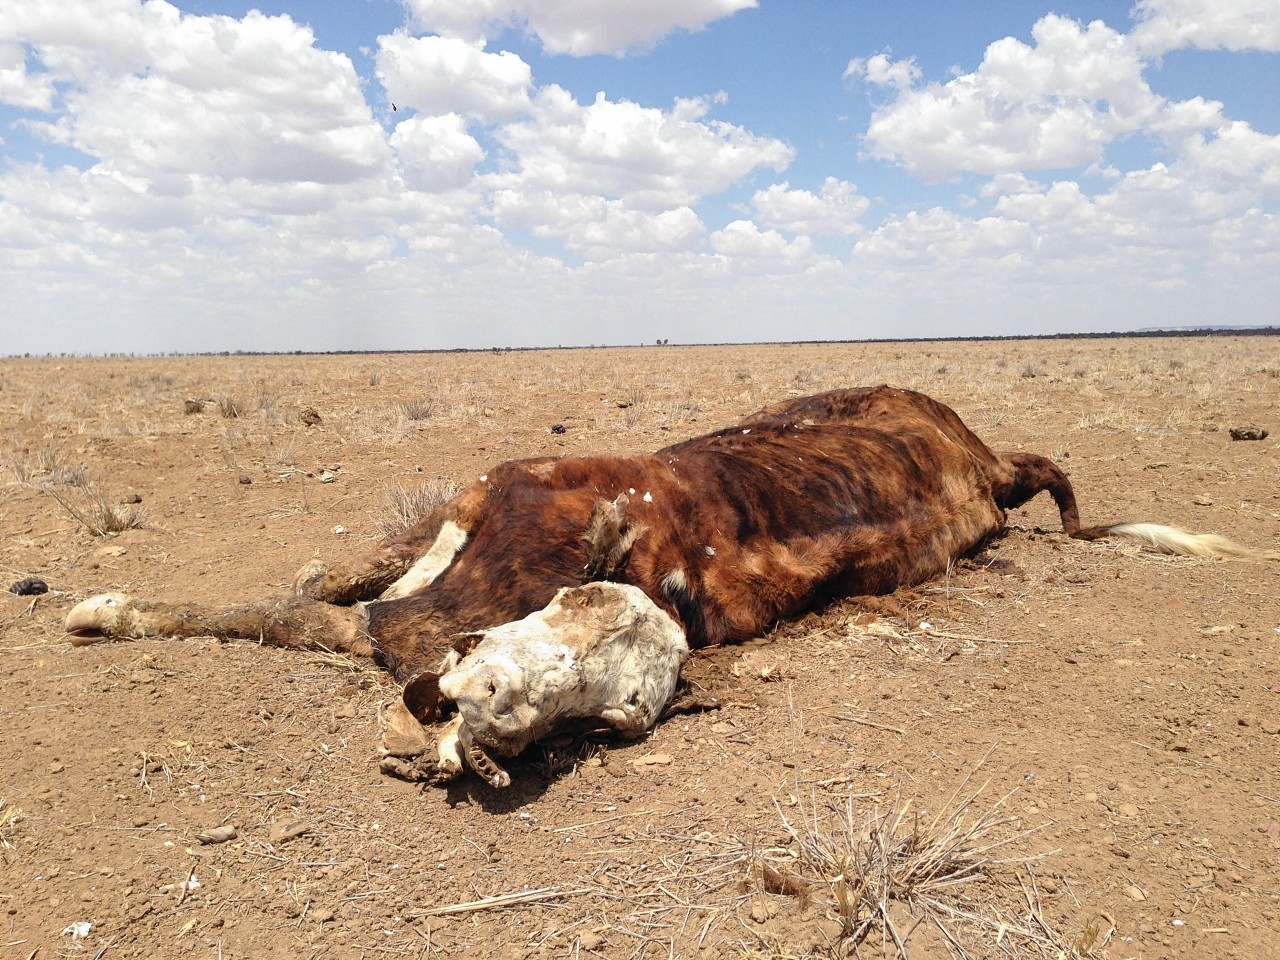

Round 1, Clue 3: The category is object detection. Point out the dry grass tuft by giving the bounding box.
[376,477,460,539]
[218,396,243,418]
[398,397,437,421]
[39,483,148,536]
[767,774,1090,959]
[1,443,88,487]
[0,799,23,850]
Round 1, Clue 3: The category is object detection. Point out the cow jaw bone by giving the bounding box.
[437,582,688,768]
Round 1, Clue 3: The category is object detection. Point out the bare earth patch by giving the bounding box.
[1,336,1278,958]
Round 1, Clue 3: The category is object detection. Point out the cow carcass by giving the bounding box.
[64,386,1273,787]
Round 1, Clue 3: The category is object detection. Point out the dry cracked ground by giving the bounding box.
[1,336,1278,960]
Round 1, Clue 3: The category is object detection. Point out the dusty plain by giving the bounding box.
[1,336,1278,960]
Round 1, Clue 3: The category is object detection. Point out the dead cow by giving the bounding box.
[65,386,1276,787]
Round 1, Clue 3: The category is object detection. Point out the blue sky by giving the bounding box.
[1,0,1277,354]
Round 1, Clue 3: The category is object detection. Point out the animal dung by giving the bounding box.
[9,578,48,596]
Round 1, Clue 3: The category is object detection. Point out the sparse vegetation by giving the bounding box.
[376,477,461,539]
[0,799,24,850]
[767,778,1096,959]
[398,397,437,421]
[39,483,148,536]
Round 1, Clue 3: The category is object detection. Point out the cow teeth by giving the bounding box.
[458,722,511,789]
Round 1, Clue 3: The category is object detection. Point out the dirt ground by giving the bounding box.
[1,336,1278,960]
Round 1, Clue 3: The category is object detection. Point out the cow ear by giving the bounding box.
[402,671,441,724]
[582,494,648,581]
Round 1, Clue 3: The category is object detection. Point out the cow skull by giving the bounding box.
[432,581,688,787]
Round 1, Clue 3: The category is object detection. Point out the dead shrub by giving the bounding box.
[40,483,148,537]
[763,774,1091,959]
[376,478,461,539]
[398,398,437,421]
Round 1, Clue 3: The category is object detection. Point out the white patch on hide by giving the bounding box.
[661,568,687,595]
[381,520,467,599]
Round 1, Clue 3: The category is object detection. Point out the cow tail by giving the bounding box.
[1001,452,1279,560]
[1072,522,1280,560]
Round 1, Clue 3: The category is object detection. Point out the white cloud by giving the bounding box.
[489,86,794,208]
[710,219,817,263]
[492,189,705,258]
[1130,0,1280,56]
[391,113,486,192]
[855,14,1226,181]
[751,178,868,235]
[376,33,531,121]
[843,52,920,91]
[402,0,757,56]
[0,40,55,109]
[3,6,389,186]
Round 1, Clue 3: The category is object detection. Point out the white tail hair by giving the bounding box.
[1103,522,1280,560]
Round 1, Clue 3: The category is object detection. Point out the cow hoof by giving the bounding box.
[64,593,134,645]
[293,560,330,598]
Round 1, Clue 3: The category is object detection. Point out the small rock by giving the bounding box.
[992,679,1008,691]
[550,423,567,435]
[1167,738,1191,753]
[1228,426,1268,441]
[749,898,777,923]
[196,825,238,845]
[238,476,252,485]
[333,525,347,536]
[1261,720,1280,736]
[1191,496,1214,507]
[1118,802,1140,818]
[628,753,673,768]
[1125,884,1147,902]
[121,492,142,504]
[268,821,311,844]
[49,761,65,774]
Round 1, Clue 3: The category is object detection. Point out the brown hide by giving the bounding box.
[368,385,1078,680]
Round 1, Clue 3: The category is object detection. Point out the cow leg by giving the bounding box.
[294,481,489,604]
[64,593,372,657]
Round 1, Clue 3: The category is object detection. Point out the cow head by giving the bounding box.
[433,581,687,785]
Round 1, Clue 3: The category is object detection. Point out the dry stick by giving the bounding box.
[828,713,907,735]
[408,886,592,918]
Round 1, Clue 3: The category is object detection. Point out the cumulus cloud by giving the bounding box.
[376,33,531,121]
[489,86,794,208]
[0,41,55,109]
[391,113,486,191]
[1130,0,1280,56]
[751,178,868,235]
[710,219,816,262]
[843,52,920,91]
[854,14,1226,181]
[402,0,757,56]
[3,5,388,186]
[492,189,705,258]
